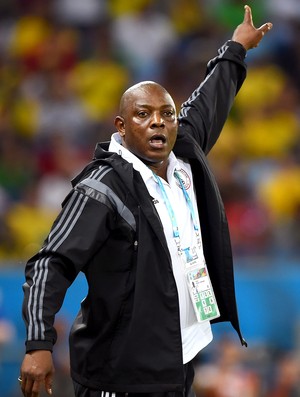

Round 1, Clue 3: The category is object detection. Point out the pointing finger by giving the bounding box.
[243,4,253,26]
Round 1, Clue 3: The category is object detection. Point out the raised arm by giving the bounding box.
[177,5,272,155]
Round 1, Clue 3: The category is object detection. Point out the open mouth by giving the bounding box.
[149,134,166,147]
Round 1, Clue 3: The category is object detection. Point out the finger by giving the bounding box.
[243,4,253,26]
[22,377,43,397]
[258,22,273,34]
[23,377,35,397]
[45,375,53,395]
[31,379,44,397]
[20,377,27,396]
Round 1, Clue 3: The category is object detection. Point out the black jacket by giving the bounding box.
[22,40,247,393]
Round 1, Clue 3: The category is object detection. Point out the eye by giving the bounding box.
[137,111,148,118]
[163,110,175,118]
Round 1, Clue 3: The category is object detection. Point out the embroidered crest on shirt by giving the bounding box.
[175,168,191,190]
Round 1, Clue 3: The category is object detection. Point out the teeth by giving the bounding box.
[151,137,165,143]
[151,139,163,145]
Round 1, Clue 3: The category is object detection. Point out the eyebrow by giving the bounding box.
[134,103,175,109]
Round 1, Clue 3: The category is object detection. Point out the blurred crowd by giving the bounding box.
[0,0,299,262]
[193,335,300,397]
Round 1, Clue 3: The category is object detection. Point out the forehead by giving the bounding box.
[128,85,175,108]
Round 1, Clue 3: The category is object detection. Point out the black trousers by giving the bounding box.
[73,361,195,397]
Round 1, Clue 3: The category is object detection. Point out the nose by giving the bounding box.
[151,112,165,128]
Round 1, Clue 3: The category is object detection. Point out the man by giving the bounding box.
[20,5,272,397]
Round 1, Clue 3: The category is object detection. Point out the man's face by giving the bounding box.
[116,84,178,166]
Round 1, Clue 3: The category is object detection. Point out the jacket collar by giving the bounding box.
[91,141,171,260]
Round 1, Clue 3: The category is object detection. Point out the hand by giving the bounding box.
[232,5,273,50]
[20,350,54,397]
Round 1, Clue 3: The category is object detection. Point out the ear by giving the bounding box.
[114,116,125,137]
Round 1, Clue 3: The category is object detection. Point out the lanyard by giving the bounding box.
[152,171,179,238]
[174,170,199,234]
[153,171,220,324]
[152,170,200,249]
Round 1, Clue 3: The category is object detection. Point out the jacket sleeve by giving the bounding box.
[22,183,115,352]
[177,40,247,155]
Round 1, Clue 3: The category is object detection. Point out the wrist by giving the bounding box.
[227,40,247,59]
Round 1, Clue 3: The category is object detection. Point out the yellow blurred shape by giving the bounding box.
[70,60,129,121]
[240,112,298,158]
[5,204,57,260]
[235,66,286,111]
[109,0,152,16]
[258,167,300,220]
[10,16,51,56]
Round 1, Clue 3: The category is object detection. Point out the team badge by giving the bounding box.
[175,168,191,190]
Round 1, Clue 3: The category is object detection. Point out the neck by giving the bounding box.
[148,160,168,181]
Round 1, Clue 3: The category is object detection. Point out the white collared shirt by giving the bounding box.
[109,133,212,363]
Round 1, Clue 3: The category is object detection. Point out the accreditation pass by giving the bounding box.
[184,254,220,322]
